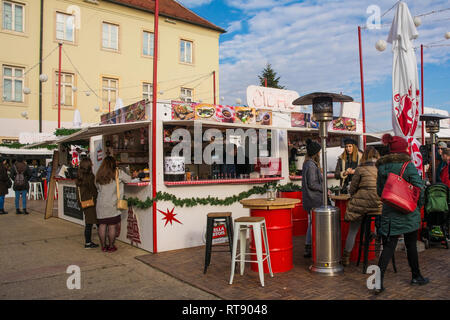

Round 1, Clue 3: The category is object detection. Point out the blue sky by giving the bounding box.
[178,0,450,132]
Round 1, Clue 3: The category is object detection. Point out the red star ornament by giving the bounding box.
[157,207,183,227]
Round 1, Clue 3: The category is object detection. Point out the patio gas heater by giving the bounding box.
[293,92,353,276]
[419,113,450,184]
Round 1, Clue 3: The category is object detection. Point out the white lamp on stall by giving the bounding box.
[73,109,82,128]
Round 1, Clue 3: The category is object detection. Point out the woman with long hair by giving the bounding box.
[301,139,323,258]
[342,146,382,266]
[334,138,362,194]
[76,158,99,249]
[95,156,131,252]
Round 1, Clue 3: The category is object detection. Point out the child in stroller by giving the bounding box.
[421,183,449,249]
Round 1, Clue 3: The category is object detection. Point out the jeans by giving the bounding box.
[378,230,420,281]
[0,195,4,210]
[306,210,312,245]
[344,220,362,252]
[15,190,27,209]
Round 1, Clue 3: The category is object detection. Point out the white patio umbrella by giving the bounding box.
[115,97,125,111]
[387,1,423,174]
[73,109,82,128]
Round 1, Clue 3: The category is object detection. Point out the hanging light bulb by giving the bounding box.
[375,39,387,52]
[23,87,31,95]
[413,16,422,27]
[39,74,48,82]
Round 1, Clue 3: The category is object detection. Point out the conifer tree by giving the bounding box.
[258,63,285,89]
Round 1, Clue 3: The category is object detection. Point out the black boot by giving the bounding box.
[16,209,23,214]
[373,272,385,295]
[23,209,29,215]
[411,274,429,286]
[304,244,312,258]
[0,209,7,215]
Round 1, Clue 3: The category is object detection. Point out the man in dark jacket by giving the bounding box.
[10,156,32,214]
[0,157,11,214]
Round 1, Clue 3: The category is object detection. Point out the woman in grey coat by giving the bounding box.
[301,139,323,258]
[95,156,131,252]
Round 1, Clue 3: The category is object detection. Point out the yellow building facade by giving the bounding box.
[0,0,224,141]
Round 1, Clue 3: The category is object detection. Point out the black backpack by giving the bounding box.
[14,165,27,189]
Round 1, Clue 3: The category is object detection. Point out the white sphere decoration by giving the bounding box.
[39,74,48,82]
[445,32,450,40]
[85,91,91,96]
[21,111,28,118]
[159,91,164,95]
[72,86,77,92]
[413,16,421,27]
[221,96,225,101]
[94,106,100,112]
[23,87,31,95]
[375,39,387,52]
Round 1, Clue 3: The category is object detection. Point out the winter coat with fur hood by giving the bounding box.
[376,153,424,237]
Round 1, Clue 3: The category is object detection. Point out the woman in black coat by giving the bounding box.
[0,157,11,214]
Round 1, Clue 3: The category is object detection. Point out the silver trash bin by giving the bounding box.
[309,205,343,276]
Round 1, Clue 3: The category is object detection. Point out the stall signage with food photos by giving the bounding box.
[101,100,148,124]
[330,117,357,132]
[291,113,319,128]
[246,85,300,112]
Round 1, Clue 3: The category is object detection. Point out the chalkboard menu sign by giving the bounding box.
[63,186,83,220]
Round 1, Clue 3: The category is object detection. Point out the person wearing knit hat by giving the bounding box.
[435,142,448,182]
[334,138,362,194]
[301,139,323,258]
[374,133,428,294]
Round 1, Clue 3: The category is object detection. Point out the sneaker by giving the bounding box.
[16,209,23,214]
[411,275,429,286]
[84,242,100,249]
[107,245,117,253]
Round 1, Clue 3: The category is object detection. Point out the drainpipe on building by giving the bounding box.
[39,0,44,133]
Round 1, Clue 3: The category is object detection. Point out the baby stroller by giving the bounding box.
[421,183,449,249]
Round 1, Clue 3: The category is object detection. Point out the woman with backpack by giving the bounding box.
[95,156,131,252]
[301,139,323,258]
[10,156,31,215]
[0,157,11,215]
[374,134,428,294]
[76,158,99,249]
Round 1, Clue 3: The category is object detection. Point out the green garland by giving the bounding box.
[54,128,81,136]
[0,143,58,150]
[126,182,303,209]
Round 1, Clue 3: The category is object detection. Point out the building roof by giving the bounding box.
[105,0,226,33]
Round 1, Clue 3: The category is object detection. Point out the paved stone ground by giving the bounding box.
[137,231,450,300]
[0,199,217,300]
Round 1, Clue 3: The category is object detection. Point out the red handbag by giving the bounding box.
[381,161,421,214]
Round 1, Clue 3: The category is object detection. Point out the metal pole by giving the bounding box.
[319,122,328,207]
[151,0,159,253]
[39,0,44,133]
[431,133,436,184]
[358,26,367,148]
[213,71,216,105]
[421,44,425,145]
[57,42,62,129]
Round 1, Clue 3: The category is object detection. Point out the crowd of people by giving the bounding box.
[302,134,449,295]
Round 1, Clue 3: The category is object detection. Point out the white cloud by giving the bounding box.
[226,20,242,34]
[226,0,294,11]
[177,0,213,8]
[219,0,450,130]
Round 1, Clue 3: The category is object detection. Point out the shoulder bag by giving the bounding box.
[381,161,420,214]
[78,187,95,209]
[116,169,128,210]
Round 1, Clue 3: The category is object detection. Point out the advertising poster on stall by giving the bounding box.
[331,117,357,131]
[215,105,235,123]
[171,101,195,120]
[234,107,256,124]
[256,109,272,125]
[101,100,148,124]
[194,103,216,121]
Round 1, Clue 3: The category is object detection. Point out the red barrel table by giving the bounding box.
[278,191,308,236]
[240,198,300,273]
[330,194,375,263]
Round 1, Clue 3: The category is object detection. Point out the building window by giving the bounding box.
[180,87,193,102]
[55,72,74,107]
[102,22,118,51]
[2,65,24,102]
[102,77,118,111]
[2,1,24,32]
[143,83,152,101]
[56,12,75,42]
[180,39,192,64]
[143,31,154,57]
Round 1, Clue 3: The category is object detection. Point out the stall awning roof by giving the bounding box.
[56,121,151,144]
